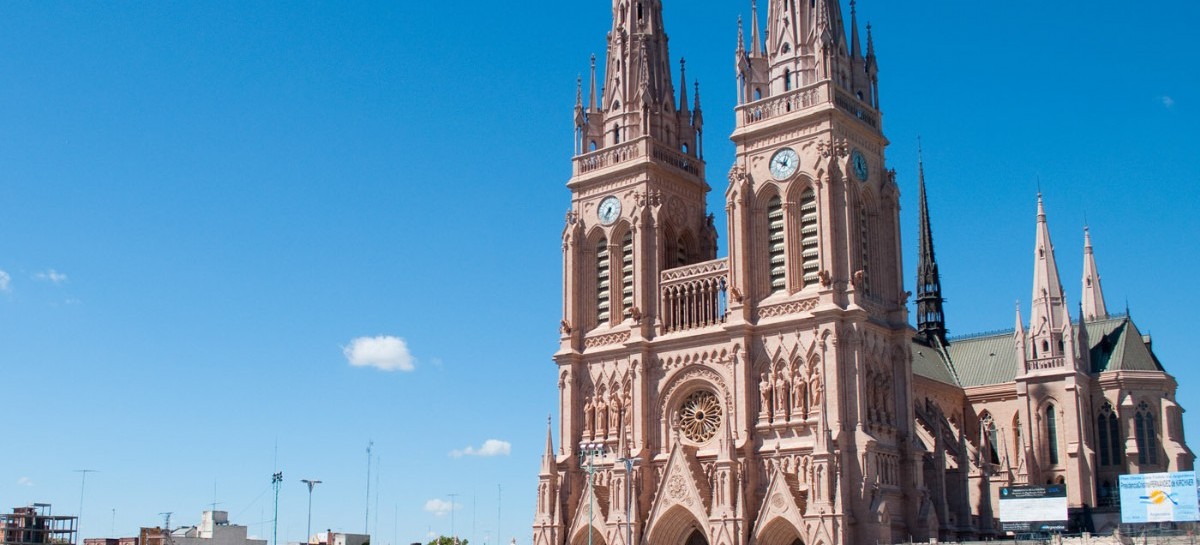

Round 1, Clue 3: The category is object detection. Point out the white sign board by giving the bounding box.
[999,484,1069,533]
[1119,472,1200,523]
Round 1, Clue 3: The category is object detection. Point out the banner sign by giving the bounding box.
[999,484,1069,532]
[1119,472,1200,523]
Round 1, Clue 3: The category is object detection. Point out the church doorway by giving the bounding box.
[683,529,708,545]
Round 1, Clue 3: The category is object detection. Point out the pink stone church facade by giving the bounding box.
[531,1,1193,544]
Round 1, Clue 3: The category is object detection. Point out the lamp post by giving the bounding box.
[616,456,638,545]
[578,442,606,545]
[300,479,322,545]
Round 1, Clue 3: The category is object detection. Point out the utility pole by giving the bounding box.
[496,485,501,545]
[271,472,283,545]
[74,469,98,539]
[447,494,459,545]
[365,441,373,535]
[301,479,322,545]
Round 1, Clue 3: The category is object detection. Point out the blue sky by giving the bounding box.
[0,1,1196,544]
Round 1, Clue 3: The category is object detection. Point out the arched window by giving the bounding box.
[1136,401,1159,465]
[858,204,870,294]
[612,123,621,145]
[589,140,598,152]
[981,412,1000,464]
[784,68,792,91]
[767,196,786,293]
[621,232,634,320]
[597,237,610,324]
[754,88,762,101]
[799,188,821,288]
[1046,405,1060,465]
[1098,403,1122,466]
[675,233,690,267]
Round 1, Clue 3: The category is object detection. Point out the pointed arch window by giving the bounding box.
[597,237,611,324]
[621,231,634,320]
[1046,405,1060,465]
[1098,403,1122,466]
[767,196,786,293]
[981,412,1000,465]
[1136,401,1159,466]
[858,204,871,294]
[799,188,821,288]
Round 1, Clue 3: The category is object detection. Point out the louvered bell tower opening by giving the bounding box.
[621,232,634,320]
[767,196,786,293]
[800,189,820,287]
[859,206,871,294]
[597,238,610,325]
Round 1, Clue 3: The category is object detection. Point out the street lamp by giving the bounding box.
[616,455,639,545]
[578,442,606,545]
[301,479,322,545]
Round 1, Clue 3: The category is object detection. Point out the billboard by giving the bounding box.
[1119,471,1200,523]
[999,484,1069,533]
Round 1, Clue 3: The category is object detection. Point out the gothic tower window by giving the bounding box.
[1046,405,1060,465]
[981,412,1000,464]
[767,196,786,293]
[799,188,821,288]
[621,231,635,320]
[597,237,611,324]
[859,204,871,294]
[1098,403,1122,466]
[1136,401,1159,465]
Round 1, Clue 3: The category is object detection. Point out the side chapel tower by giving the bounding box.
[537,0,923,544]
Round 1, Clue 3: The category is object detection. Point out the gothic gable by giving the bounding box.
[645,443,712,540]
[752,467,809,544]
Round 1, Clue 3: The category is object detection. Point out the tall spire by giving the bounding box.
[540,415,556,475]
[1027,194,1074,369]
[1081,227,1109,321]
[750,0,761,56]
[588,54,598,112]
[849,0,862,59]
[915,143,947,346]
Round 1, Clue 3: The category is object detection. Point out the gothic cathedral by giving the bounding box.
[532,1,1192,544]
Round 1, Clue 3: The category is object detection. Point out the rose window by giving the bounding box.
[678,390,723,443]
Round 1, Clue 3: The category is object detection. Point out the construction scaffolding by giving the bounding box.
[1,505,77,545]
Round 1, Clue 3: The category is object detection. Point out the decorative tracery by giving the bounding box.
[679,390,723,443]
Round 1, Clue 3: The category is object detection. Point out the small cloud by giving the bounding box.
[449,439,512,458]
[1161,96,1176,109]
[0,270,10,292]
[424,499,458,517]
[16,477,33,487]
[34,269,68,285]
[343,336,415,372]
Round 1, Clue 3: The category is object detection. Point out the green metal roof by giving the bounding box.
[910,315,1163,388]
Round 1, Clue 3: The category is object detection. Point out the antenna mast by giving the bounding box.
[364,440,373,535]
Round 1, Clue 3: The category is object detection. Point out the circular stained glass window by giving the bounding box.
[678,390,723,443]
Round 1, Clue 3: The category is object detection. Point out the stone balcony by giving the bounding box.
[660,258,729,333]
[735,80,880,132]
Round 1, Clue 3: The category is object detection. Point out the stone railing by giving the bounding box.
[1027,357,1065,372]
[660,258,729,333]
[833,89,880,129]
[736,82,828,127]
[735,81,882,132]
[652,141,703,176]
[574,139,642,175]
[573,137,704,177]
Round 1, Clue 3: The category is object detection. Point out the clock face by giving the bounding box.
[852,150,870,181]
[769,148,800,180]
[597,196,621,225]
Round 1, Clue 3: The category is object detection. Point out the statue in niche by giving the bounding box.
[609,390,622,435]
[596,393,609,436]
[774,372,790,420]
[584,395,595,436]
[759,372,773,417]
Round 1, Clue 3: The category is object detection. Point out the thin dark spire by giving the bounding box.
[916,140,948,345]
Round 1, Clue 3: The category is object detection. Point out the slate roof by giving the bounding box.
[911,315,1162,388]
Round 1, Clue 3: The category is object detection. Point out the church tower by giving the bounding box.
[541,2,922,544]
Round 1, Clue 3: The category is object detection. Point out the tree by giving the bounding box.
[426,537,467,545]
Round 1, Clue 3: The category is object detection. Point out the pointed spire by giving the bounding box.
[750,0,761,56]
[1028,193,1072,367]
[736,15,745,56]
[678,58,690,114]
[588,54,598,112]
[866,22,876,63]
[540,415,556,475]
[1081,227,1109,321]
[850,0,862,59]
[1015,301,1025,336]
[915,140,947,346]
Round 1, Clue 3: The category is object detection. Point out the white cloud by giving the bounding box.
[424,499,458,517]
[0,270,10,292]
[16,477,33,487]
[449,439,512,458]
[1162,96,1176,109]
[34,269,68,285]
[343,336,415,372]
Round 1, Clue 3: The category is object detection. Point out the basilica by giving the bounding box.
[531,1,1193,544]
